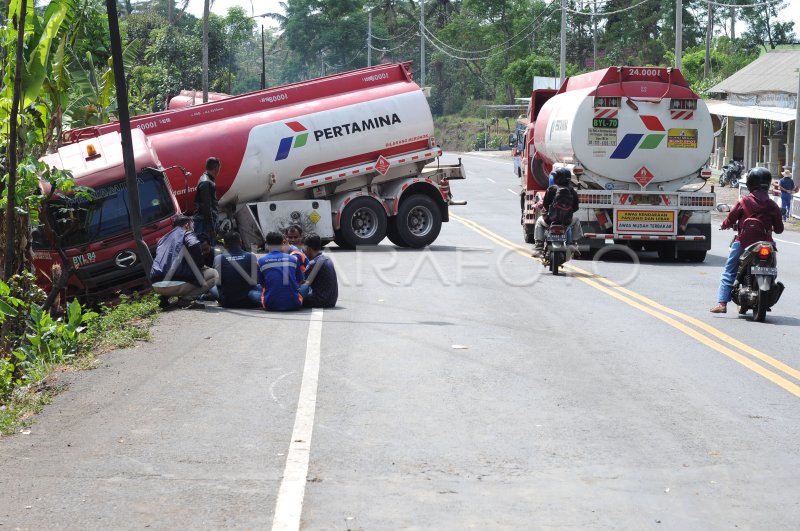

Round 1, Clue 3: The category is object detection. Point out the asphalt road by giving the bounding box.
[2,152,799,530]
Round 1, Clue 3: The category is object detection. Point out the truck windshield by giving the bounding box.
[47,169,175,248]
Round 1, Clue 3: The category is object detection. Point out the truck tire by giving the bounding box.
[337,197,387,249]
[523,224,536,244]
[386,217,411,247]
[677,250,707,262]
[394,195,442,248]
[657,243,676,261]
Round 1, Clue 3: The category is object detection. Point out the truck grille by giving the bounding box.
[72,247,156,297]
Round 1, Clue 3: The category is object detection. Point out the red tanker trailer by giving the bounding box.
[34,63,465,300]
[521,66,716,261]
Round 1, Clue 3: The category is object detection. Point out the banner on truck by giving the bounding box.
[615,209,676,234]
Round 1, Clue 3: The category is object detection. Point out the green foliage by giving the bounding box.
[81,294,160,353]
[503,55,558,97]
[12,299,97,383]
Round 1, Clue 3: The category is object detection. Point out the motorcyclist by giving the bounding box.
[710,167,784,314]
[532,167,581,257]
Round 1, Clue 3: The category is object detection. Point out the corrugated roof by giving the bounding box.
[708,50,800,95]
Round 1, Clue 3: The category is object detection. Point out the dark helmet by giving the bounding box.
[746,167,771,192]
[553,167,571,186]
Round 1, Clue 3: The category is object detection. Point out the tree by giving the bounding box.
[740,0,796,52]
[1,0,73,279]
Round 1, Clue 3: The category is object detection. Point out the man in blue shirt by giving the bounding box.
[778,168,796,221]
[248,231,304,311]
[211,232,259,308]
[150,215,218,308]
[300,235,338,308]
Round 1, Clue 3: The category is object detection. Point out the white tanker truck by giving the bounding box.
[521,66,717,261]
[34,63,465,300]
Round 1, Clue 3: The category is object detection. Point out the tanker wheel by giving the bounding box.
[386,217,411,247]
[337,197,387,249]
[395,195,442,248]
[657,243,676,261]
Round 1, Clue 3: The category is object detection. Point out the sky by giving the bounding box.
[185,0,284,21]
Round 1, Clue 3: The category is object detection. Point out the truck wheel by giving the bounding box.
[395,195,442,248]
[657,243,676,261]
[523,224,536,244]
[386,218,410,247]
[337,197,387,249]
[677,250,707,262]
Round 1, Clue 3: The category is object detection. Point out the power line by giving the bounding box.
[418,0,560,58]
[704,0,783,8]
[562,0,653,16]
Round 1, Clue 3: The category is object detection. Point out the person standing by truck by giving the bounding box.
[194,157,221,242]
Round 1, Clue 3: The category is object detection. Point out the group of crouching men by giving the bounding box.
[149,215,338,311]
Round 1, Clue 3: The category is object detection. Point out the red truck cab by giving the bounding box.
[33,129,180,302]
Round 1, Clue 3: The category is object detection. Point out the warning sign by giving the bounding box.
[634,166,655,188]
[375,155,391,175]
[588,128,618,147]
[667,128,697,148]
[308,210,321,224]
[616,210,676,234]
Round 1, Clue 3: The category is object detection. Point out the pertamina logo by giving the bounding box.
[610,115,666,159]
[274,113,403,161]
[275,121,309,161]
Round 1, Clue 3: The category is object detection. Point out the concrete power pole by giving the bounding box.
[560,0,566,84]
[794,70,800,181]
[705,3,713,78]
[367,11,372,67]
[593,0,597,68]
[675,0,683,69]
[420,0,426,87]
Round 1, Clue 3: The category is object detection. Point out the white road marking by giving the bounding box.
[507,188,519,195]
[269,371,295,410]
[271,309,324,531]
[774,237,800,246]
[487,178,496,183]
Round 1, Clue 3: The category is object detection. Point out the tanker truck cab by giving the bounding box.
[33,130,180,302]
[522,66,715,261]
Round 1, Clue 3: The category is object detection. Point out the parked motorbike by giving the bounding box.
[719,160,744,188]
[732,241,784,322]
[540,224,574,275]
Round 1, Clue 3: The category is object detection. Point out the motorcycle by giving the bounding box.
[719,160,743,188]
[732,241,784,322]
[540,223,573,275]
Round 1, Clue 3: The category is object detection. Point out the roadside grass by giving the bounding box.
[0,294,161,436]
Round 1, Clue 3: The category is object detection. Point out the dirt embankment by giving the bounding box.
[434,118,491,152]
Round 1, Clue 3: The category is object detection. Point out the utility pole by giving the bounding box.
[705,3,713,78]
[730,6,736,40]
[593,0,597,68]
[105,0,152,277]
[559,0,566,84]
[261,25,266,89]
[793,70,799,181]
[675,0,683,69]
[367,11,372,67]
[420,0,426,87]
[202,0,210,102]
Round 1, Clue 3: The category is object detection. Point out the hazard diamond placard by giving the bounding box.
[375,155,391,175]
[634,166,654,188]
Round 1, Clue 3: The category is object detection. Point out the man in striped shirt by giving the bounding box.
[248,231,304,311]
